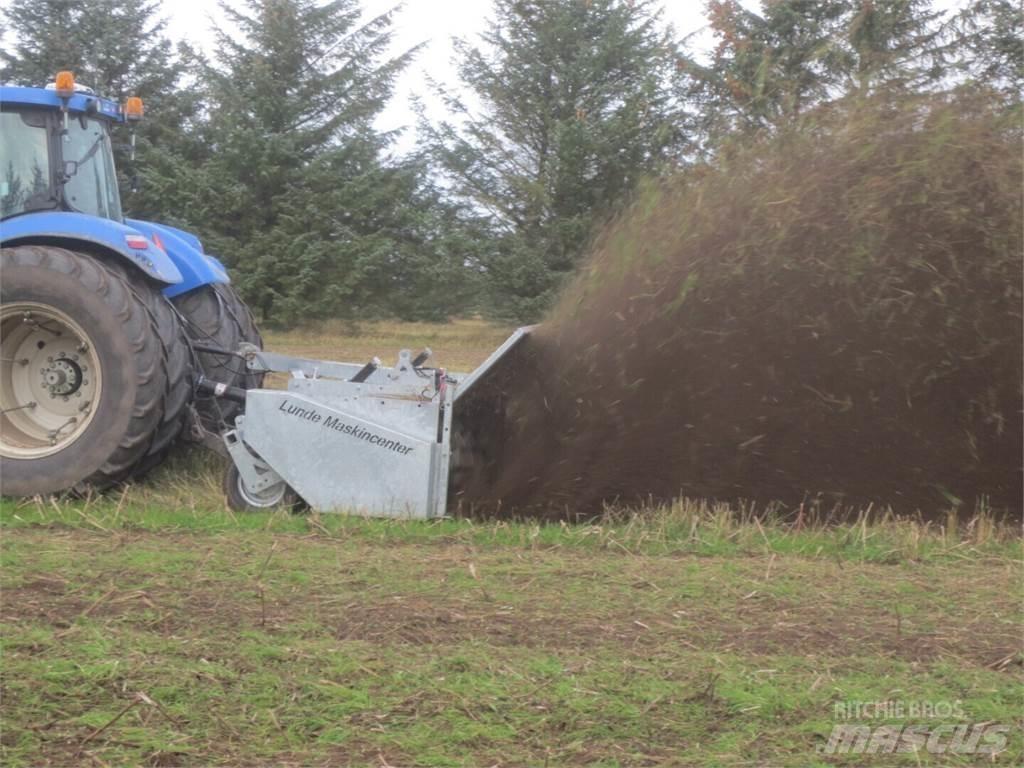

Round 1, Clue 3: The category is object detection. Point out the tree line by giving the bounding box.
[2,0,1019,324]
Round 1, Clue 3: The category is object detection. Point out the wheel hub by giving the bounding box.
[237,472,289,508]
[0,304,102,458]
[43,358,85,396]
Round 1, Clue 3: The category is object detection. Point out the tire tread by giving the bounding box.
[1,245,191,490]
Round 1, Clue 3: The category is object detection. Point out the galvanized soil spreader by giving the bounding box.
[207,328,532,517]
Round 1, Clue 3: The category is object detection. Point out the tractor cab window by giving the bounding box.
[0,112,53,218]
[61,116,122,222]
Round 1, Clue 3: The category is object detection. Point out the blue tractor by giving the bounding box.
[1,72,262,496]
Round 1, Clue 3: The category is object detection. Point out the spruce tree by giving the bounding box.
[843,0,954,94]
[679,0,849,140]
[0,0,204,221]
[196,0,470,323]
[680,0,959,145]
[1,0,177,101]
[953,0,1023,103]
[424,0,683,321]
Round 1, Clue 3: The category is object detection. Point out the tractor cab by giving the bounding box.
[0,72,141,222]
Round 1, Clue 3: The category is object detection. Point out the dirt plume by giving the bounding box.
[456,93,1023,519]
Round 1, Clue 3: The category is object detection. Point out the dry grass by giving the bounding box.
[262,317,515,374]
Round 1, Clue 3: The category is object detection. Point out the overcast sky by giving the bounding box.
[1,0,967,151]
[160,0,968,153]
[162,0,754,152]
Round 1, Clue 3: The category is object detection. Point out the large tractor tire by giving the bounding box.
[172,283,263,430]
[0,245,191,496]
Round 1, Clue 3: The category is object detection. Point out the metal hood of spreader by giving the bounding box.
[212,327,534,518]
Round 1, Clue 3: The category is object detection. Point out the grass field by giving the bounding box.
[1,321,1021,767]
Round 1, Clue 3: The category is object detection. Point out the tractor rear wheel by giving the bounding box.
[0,245,191,496]
[172,284,263,430]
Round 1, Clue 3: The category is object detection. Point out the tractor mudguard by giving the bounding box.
[1,211,182,285]
[140,221,203,254]
[125,219,229,298]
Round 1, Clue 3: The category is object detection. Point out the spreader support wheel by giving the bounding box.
[222,463,300,512]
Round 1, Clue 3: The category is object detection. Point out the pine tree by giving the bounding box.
[953,0,1023,103]
[679,0,849,141]
[680,0,959,146]
[843,0,954,94]
[2,0,178,100]
[2,0,94,87]
[195,0,470,323]
[424,0,683,321]
[0,0,204,221]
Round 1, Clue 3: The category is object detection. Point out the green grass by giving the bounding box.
[1,320,1021,766]
[2,481,1019,565]
[1,491,1021,766]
